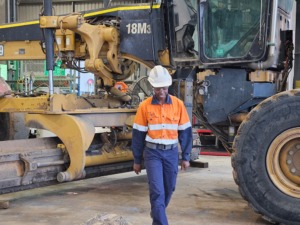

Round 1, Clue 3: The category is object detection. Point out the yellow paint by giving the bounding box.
[0,95,49,112]
[0,4,161,29]
[295,80,300,89]
[26,114,95,182]
[84,4,161,17]
[0,41,46,60]
[85,147,133,167]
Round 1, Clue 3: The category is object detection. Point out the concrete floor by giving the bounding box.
[0,155,272,225]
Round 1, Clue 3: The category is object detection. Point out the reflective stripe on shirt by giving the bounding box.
[133,95,191,145]
[178,121,191,130]
[133,123,148,132]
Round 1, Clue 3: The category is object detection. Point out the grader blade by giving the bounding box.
[0,136,134,194]
[0,137,63,194]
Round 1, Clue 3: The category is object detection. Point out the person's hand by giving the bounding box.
[133,163,142,174]
[181,160,190,171]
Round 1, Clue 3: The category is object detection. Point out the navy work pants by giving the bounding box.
[144,146,179,225]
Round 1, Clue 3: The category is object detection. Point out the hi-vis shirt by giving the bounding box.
[132,94,192,164]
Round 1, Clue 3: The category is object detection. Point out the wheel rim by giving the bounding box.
[267,127,300,197]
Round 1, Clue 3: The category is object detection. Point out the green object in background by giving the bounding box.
[44,60,65,76]
[0,64,8,80]
[215,49,224,57]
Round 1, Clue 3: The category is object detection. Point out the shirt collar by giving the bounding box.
[151,94,172,105]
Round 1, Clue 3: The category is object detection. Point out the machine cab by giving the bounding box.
[167,0,270,66]
[198,0,270,64]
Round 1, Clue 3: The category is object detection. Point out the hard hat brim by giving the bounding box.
[148,77,172,88]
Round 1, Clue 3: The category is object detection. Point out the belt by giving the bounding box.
[145,142,178,150]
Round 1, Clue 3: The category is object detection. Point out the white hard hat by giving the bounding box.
[148,65,172,87]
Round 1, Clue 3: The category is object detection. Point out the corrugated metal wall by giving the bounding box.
[0,0,5,24]
[75,2,104,12]
[17,1,148,21]
[18,4,72,21]
[74,1,142,13]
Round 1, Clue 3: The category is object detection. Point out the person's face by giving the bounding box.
[153,86,168,102]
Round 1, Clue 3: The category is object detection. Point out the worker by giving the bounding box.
[131,65,192,225]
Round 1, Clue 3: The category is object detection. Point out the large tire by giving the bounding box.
[232,90,300,225]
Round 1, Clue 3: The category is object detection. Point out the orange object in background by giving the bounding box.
[114,81,128,93]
